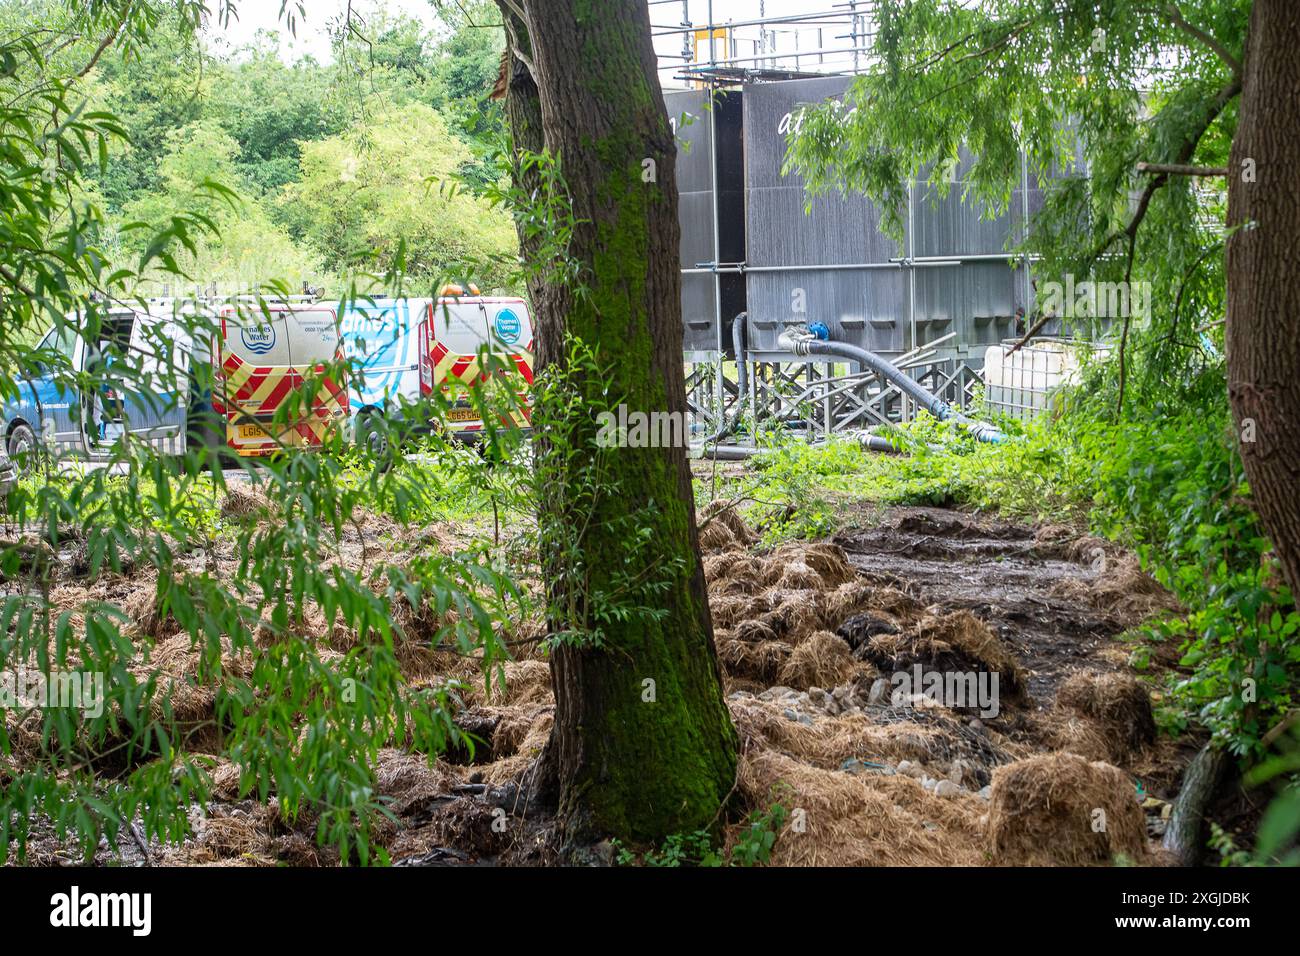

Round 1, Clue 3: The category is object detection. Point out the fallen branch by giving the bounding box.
[1005,310,1056,354]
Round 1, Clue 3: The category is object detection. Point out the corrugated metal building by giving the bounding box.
[671,76,1047,367]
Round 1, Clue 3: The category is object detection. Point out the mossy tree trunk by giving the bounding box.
[495,0,736,846]
[1226,0,1300,600]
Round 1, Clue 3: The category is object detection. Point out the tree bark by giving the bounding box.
[1226,0,1300,600]
[499,0,737,845]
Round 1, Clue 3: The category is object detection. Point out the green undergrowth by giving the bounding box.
[612,802,789,867]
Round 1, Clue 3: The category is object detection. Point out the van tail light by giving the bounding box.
[418,318,433,394]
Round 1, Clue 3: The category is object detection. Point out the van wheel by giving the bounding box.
[358,414,393,464]
[7,423,38,476]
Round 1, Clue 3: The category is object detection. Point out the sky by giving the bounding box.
[202,0,441,63]
[205,1,874,84]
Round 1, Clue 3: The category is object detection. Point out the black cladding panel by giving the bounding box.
[745,269,908,354]
[912,186,1016,258]
[667,90,715,194]
[746,190,902,266]
[678,190,715,269]
[742,76,858,191]
[743,77,905,352]
[665,76,1068,360]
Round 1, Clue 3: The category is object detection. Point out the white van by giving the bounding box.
[337,291,535,452]
[213,303,349,456]
[418,295,535,438]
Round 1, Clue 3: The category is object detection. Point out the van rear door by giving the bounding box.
[29,322,85,454]
[283,308,349,447]
[482,298,534,429]
[420,297,534,434]
[424,299,493,430]
[216,306,347,455]
[216,307,293,456]
[85,309,138,449]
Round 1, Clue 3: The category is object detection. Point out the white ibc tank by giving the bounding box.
[983,339,1106,420]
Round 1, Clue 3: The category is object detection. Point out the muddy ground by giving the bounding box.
[8,489,1203,867]
[835,505,1182,704]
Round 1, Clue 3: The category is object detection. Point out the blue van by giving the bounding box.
[336,296,430,455]
[1,299,348,470]
[1,306,192,470]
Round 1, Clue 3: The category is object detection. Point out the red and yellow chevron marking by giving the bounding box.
[215,349,349,456]
[422,337,535,429]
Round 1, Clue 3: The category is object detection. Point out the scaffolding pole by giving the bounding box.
[654,0,881,86]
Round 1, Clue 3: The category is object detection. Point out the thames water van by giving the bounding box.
[0,301,348,468]
[212,303,349,456]
[338,292,534,450]
[418,295,535,438]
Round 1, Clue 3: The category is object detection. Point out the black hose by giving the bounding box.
[702,312,749,445]
[860,433,905,454]
[783,334,1007,444]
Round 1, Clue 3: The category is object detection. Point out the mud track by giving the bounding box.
[833,506,1138,703]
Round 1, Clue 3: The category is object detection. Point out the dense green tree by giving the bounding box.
[428,0,507,187]
[20,0,514,288]
[88,9,209,209]
[120,120,323,287]
[431,0,505,105]
[280,101,517,289]
[0,0,522,295]
[208,38,347,193]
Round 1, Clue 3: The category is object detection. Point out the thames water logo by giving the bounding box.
[240,323,276,355]
[340,308,394,338]
[49,886,151,936]
[494,309,522,346]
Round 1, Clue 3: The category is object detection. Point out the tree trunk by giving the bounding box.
[1226,1,1300,600]
[1161,742,1228,866]
[499,0,737,845]
[494,4,548,312]
[494,0,560,808]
